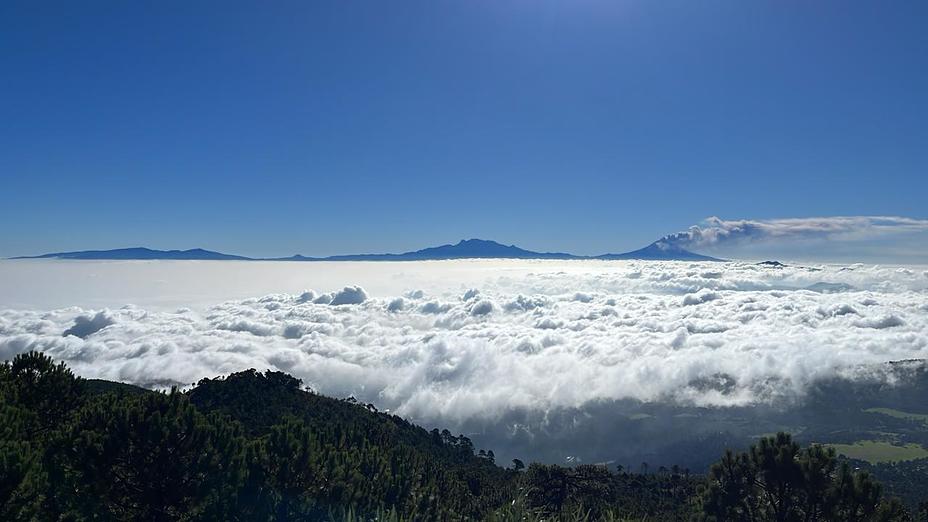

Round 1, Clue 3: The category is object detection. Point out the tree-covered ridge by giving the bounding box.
[188,368,513,519]
[0,352,914,521]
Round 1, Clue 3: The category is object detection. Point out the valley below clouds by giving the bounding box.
[2,259,927,465]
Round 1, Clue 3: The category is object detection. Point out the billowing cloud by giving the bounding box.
[663,216,928,249]
[63,310,116,338]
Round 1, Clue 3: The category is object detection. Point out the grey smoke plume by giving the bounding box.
[662,216,928,249]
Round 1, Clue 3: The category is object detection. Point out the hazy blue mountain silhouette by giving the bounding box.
[13,247,251,261]
[274,239,579,261]
[596,240,722,262]
[15,239,722,262]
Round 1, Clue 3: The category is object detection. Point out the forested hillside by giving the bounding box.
[0,352,915,521]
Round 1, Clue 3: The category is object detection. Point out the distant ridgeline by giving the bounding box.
[11,238,724,262]
[0,351,916,521]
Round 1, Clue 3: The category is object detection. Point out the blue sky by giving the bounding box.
[2,1,926,259]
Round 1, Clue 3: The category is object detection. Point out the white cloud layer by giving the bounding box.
[2,259,927,432]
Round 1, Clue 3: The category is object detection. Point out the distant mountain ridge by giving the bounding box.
[279,239,580,261]
[596,240,720,262]
[12,239,724,262]
[12,247,250,261]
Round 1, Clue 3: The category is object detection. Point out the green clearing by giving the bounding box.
[826,440,928,464]
[863,407,928,425]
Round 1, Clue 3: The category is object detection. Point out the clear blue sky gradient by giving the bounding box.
[2,1,926,257]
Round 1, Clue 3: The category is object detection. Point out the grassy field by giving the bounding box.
[864,407,928,426]
[826,440,928,464]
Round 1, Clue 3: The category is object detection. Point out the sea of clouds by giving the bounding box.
[1,259,927,432]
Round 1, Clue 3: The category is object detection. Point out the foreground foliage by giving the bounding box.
[0,352,913,521]
[698,432,907,521]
